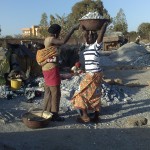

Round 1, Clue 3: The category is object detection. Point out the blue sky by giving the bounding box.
[0,0,149,36]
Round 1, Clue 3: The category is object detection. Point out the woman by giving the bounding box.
[37,23,79,121]
[71,21,108,123]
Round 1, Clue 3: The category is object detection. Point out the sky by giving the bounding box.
[0,0,150,36]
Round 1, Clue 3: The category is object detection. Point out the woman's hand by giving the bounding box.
[46,56,56,63]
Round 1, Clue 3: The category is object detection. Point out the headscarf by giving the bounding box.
[48,24,61,35]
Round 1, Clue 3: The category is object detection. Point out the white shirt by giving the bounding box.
[83,41,102,73]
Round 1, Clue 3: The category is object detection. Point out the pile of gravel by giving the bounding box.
[79,11,103,20]
[109,43,148,65]
[99,55,118,67]
[79,42,150,68]
[131,53,150,67]
[59,74,132,112]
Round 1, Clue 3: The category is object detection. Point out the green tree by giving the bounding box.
[0,25,1,35]
[137,23,150,39]
[39,12,48,27]
[14,34,23,38]
[5,35,13,39]
[128,31,138,42]
[50,14,69,38]
[68,0,110,25]
[113,8,128,35]
[38,12,49,38]
[39,0,110,42]
[67,0,110,43]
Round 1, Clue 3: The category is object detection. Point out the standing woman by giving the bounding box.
[38,24,79,121]
[71,21,108,123]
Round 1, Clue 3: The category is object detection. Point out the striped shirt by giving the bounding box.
[83,41,102,73]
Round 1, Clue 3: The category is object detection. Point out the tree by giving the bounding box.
[128,31,138,42]
[39,0,111,42]
[50,14,69,38]
[14,34,23,39]
[68,0,110,25]
[113,8,128,35]
[38,13,49,38]
[5,35,13,39]
[137,23,150,39]
[0,25,1,35]
[68,0,110,43]
[39,13,48,27]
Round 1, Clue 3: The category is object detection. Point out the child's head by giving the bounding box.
[75,62,81,68]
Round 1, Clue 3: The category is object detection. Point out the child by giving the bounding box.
[71,61,83,75]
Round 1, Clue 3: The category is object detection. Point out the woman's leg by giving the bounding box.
[90,111,100,123]
[50,85,64,121]
[43,84,51,112]
[77,109,90,123]
[50,85,61,113]
[82,109,89,119]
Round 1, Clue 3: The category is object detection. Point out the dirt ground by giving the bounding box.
[0,70,150,150]
[0,67,150,150]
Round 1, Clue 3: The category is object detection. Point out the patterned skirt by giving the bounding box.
[71,72,103,111]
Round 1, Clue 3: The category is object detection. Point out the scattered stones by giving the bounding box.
[0,117,5,124]
[125,82,143,87]
[79,11,103,20]
[125,116,148,127]
[0,42,150,130]
[103,78,123,85]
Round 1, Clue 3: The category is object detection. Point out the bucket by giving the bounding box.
[11,79,22,90]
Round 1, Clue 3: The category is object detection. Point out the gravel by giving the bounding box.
[109,42,148,65]
[0,42,150,149]
[79,11,103,20]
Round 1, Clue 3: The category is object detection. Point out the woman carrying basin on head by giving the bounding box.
[71,20,109,123]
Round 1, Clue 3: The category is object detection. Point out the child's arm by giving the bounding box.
[38,56,57,66]
[46,56,57,63]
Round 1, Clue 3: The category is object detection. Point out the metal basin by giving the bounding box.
[79,19,108,31]
[22,110,53,129]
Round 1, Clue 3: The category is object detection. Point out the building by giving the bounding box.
[21,25,39,37]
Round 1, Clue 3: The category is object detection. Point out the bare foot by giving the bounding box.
[76,116,90,123]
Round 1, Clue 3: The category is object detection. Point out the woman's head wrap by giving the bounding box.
[48,24,61,35]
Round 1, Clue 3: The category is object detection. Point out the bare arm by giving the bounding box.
[51,24,80,46]
[38,57,57,66]
[97,22,108,44]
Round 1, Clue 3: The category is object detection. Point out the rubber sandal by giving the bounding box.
[90,117,100,123]
[76,117,90,123]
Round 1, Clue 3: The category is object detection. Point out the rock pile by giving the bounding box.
[79,11,103,20]
[131,53,150,66]
[60,74,132,112]
[109,42,149,66]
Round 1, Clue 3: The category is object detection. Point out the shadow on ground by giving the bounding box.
[0,128,150,150]
[101,98,150,123]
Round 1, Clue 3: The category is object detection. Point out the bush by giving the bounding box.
[0,76,5,85]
